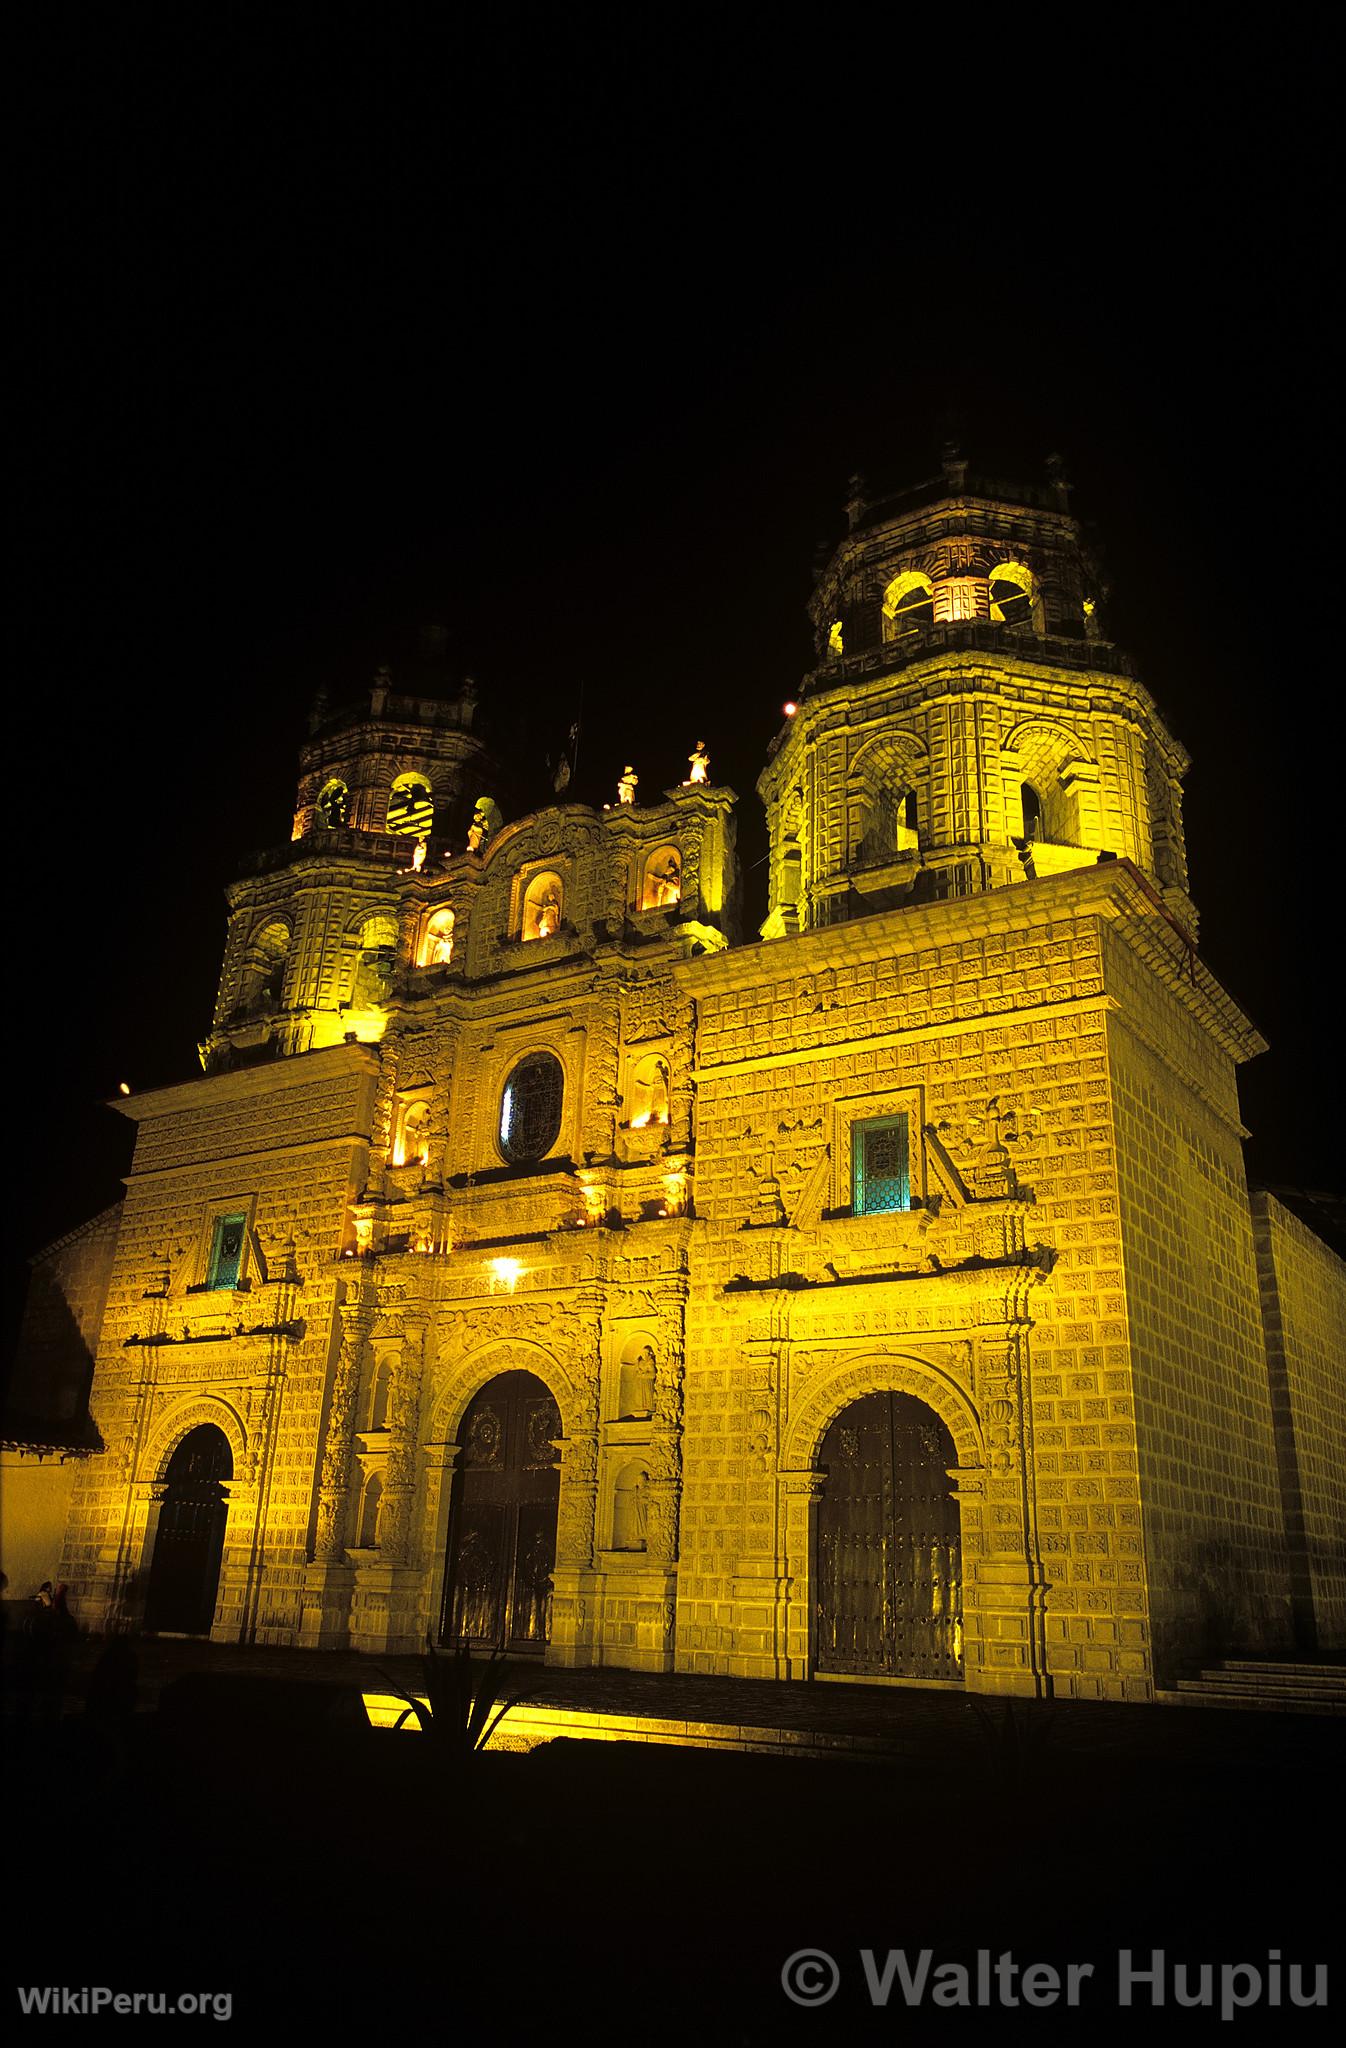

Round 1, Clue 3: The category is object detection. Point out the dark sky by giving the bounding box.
[10,23,1339,1368]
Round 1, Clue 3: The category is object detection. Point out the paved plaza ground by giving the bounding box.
[5,1630,1342,2036]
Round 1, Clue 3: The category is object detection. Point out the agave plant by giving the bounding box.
[378,1637,533,1755]
[969,1695,1056,1799]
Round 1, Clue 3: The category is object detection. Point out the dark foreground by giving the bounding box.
[5,1638,1342,2038]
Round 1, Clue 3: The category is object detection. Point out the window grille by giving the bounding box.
[207,1212,247,1289]
[498,1053,564,1164]
[852,1116,910,1214]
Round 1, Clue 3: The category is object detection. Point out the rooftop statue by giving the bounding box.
[467,796,502,853]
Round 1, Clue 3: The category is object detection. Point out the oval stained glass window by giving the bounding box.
[498,1052,564,1164]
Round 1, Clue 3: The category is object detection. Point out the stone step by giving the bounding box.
[1163,1687,1343,1720]
[1216,1660,1346,1681]
[1163,1687,1346,1716]
[1181,1677,1346,1700]
[1169,1671,1346,1716]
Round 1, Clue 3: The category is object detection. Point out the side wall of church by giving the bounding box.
[3,1206,123,1606]
[1250,1191,1346,1650]
[1103,929,1292,1680]
[6,1204,122,1427]
[0,1454,82,1600]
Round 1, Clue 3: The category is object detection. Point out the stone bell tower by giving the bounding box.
[758,451,1194,939]
[202,641,509,1071]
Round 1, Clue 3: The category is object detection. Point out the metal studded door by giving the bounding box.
[815,1392,962,1680]
[443,1371,561,1653]
[144,1425,232,1635]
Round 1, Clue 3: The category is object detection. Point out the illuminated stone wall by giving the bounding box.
[1250,1192,1346,1649]
[677,862,1291,1702]
[56,1046,379,1641]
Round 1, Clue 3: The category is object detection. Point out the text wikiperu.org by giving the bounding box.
[860,1951,1328,2013]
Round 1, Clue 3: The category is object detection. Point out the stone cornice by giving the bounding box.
[111,1041,381,1123]
[760,646,1186,797]
[676,864,1265,1065]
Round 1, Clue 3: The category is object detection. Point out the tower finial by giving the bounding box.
[1045,450,1072,509]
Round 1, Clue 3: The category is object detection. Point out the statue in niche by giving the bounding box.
[523,875,564,940]
[645,852,682,907]
[423,909,455,966]
[685,740,709,784]
[628,1058,670,1129]
[618,1345,658,1418]
[617,765,639,806]
[613,1468,649,1551]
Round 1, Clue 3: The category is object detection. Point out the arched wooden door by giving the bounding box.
[815,1392,962,1680]
[442,1371,561,1653]
[144,1425,232,1635]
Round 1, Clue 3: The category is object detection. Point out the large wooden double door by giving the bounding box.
[815,1392,962,1681]
[442,1371,561,1653]
[144,1424,231,1636]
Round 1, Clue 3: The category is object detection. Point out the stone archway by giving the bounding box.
[777,1353,984,1687]
[440,1370,561,1653]
[144,1424,233,1635]
[815,1392,962,1681]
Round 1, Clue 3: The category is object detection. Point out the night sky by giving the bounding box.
[10,23,1338,1373]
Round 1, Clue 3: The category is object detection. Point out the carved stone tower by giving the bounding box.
[203,645,507,1070]
[758,452,1194,939]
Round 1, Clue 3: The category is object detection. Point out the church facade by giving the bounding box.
[9,458,1343,1702]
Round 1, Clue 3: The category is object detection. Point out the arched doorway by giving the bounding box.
[815,1392,962,1681]
[442,1370,561,1653]
[144,1425,232,1635]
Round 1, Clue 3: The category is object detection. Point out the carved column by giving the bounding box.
[645,1308,685,1567]
[379,1320,427,1563]
[555,1374,599,1568]
[666,993,695,1154]
[312,1300,371,1562]
[967,1326,1050,1697]
[776,1467,827,1680]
